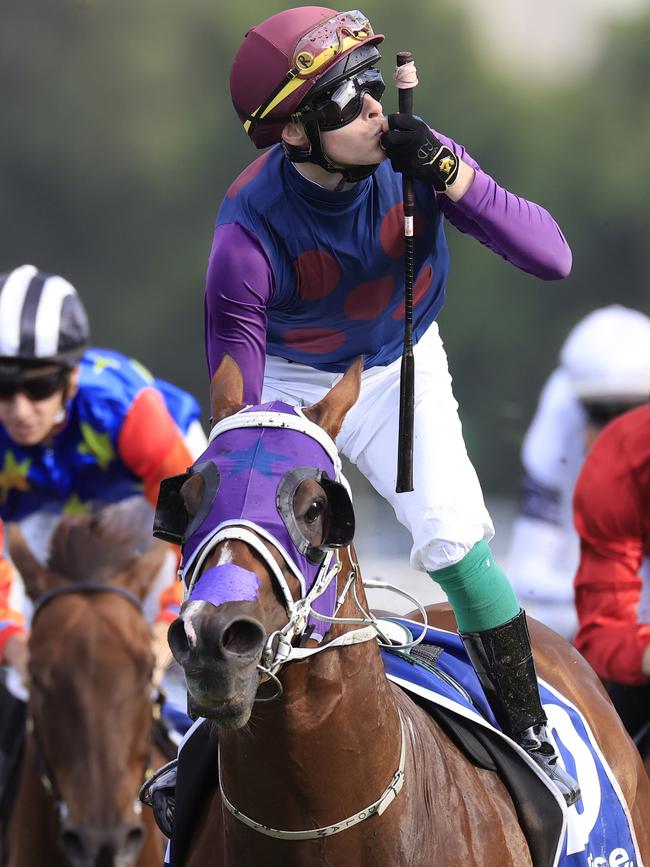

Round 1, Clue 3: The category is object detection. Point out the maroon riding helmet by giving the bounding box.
[230,7,385,150]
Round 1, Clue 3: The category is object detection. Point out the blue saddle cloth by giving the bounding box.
[382,619,642,867]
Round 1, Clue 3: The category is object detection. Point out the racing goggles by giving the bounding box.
[581,398,647,429]
[310,67,385,130]
[0,368,67,402]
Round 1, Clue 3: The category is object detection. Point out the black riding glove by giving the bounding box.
[380,114,460,193]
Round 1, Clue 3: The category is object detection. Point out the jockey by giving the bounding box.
[203,7,579,804]
[573,403,650,749]
[0,265,207,688]
[507,306,650,639]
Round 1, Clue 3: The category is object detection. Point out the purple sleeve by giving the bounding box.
[204,222,274,405]
[433,131,572,280]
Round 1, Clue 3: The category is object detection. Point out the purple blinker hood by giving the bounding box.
[181,402,346,641]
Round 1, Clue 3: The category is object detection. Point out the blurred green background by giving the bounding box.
[2,0,649,495]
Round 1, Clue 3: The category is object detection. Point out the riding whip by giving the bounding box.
[395,51,417,493]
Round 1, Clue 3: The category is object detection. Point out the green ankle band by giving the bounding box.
[428,540,520,633]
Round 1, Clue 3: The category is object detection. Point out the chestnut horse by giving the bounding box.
[6,499,167,867]
[165,365,650,867]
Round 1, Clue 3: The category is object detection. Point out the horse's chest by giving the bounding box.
[185,784,530,867]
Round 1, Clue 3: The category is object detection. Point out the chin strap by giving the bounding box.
[282,118,380,183]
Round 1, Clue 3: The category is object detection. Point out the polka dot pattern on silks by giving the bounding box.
[343,275,396,320]
[282,327,346,354]
[392,265,434,320]
[380,203,425,259]
[226,152,272,199]
[294,250,341,301]
[216,150,449,370]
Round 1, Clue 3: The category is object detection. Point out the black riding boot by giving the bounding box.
[460,610,581,807]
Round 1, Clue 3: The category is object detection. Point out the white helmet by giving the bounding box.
[560,305,650,404]
[0,264,89,373]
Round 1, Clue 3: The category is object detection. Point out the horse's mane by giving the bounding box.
[48,497,156,584]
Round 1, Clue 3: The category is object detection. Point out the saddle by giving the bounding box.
[381,619,640,867]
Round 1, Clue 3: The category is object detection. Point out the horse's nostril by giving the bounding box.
[61,822,144,865]
[222,618,265,659]
[124,824,144,855]
[168,617,190,662]
[61,828,85,861]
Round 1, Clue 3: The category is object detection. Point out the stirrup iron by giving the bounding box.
[139,759,177,838]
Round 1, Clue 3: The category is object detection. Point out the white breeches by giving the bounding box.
[262,322,494,573]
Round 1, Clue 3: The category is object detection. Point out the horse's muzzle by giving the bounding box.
[168,600,266,721]
[59,819,144,867]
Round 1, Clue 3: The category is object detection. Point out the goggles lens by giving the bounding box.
[0,369,67,402]
[314,67,385,130]
[293,10,374,77]
[581,399,646,429]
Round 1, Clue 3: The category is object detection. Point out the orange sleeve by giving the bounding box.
[118,387,193,622]
[155,580,183,624]
[117,387,194,506]
[0,519,26,661]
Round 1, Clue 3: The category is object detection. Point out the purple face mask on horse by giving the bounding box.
[153,401,355,645]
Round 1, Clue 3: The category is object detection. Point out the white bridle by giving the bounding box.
[181,409,426,681]
[181,409,428,840]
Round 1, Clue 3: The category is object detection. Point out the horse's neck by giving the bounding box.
[218,551,402,827]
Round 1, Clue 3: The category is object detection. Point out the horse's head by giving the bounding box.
[161,361,362,730]
[10,497,168,867]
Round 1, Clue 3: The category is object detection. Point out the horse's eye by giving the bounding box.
[305,499,324,524]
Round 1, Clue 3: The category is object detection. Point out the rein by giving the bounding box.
[28,582,148,820]
[31,582,143,624]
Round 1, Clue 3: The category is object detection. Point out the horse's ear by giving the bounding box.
[210,354,245,425]
[303,357,362,440]
[8,525,60,602]
[114,539,174,602]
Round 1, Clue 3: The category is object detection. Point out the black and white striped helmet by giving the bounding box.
[0,265,90,368]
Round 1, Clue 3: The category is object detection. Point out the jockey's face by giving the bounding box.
[0,365,79,446]
[320,91,387,167]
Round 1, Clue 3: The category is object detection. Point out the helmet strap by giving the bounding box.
[282,118,379,183]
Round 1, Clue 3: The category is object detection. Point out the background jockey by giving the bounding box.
[0,264,207,688]
[507,306,650,639]
[572,403,650,754]
[203,7,578,804]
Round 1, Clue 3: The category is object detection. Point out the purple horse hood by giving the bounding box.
[181,402,350,641]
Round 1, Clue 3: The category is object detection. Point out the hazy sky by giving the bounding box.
[458,0,649,79]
